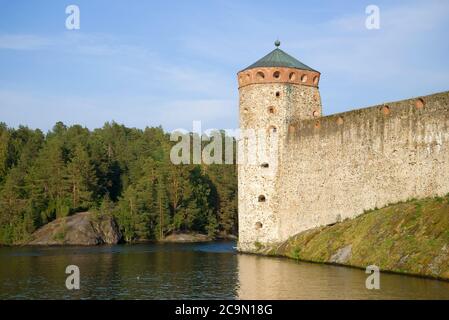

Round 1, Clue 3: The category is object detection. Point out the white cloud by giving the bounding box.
[1,30,234,101]
[0,34,51,50]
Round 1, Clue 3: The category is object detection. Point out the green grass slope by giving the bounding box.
[271,195,449,280]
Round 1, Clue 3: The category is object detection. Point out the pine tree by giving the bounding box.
[0,124,9,184]
[155,174,170,239]
[0,168,29,243]
[66,144,97,210]
[28,138,70,221]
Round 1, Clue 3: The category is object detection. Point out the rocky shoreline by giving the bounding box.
[23,212,236,246]
[27,212,122,246]
[160,233,212,243]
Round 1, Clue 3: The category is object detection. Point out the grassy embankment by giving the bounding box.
[268,194,449,280]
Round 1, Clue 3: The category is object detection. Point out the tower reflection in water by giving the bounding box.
[236,253,449,300]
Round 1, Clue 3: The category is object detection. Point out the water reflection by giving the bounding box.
[1,242,449,300]
[0,243,238,299]
[237,254,449,299]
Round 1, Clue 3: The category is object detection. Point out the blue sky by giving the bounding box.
[1,0,449,132]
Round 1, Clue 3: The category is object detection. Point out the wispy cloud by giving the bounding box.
[0,90,236,132]
[0,34,51,50]
[0,30,233,105]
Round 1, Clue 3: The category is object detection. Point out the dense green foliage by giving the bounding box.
[0,122,237,244]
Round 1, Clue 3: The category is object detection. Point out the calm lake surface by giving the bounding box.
[1,241,449,300]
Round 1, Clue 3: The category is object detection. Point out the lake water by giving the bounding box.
[1,241,449,300]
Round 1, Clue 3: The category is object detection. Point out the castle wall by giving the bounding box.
[277,91,449,241]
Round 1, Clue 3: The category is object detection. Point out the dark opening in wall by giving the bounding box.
[273,71,280,79]
[275,91,280,97]
[382,105,390,115]
[268,106,275,114]
[258,195,266,202]
[301,74,308,83]
[256,71,265,80]
[261,163,269,168]
[255,222,263,230]
[289,72,296,81]
[268,126,277,134]
[416,98,425,109]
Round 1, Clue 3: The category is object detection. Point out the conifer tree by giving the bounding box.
[66,144,96,210]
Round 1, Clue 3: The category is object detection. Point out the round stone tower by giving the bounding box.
[237,41,322,251]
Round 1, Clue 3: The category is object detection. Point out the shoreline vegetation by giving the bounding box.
[0,122,238,245]
[259,194,449,281]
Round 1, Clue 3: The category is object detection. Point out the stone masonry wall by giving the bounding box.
[276,91,449,243]
[238,82,322,251]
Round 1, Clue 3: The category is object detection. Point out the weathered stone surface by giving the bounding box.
[238,80,322,251]
[278,91,449,245]
[330,245,352,264]
[28,212,122,246]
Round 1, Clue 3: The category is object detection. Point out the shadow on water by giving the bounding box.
[1,242,449,300]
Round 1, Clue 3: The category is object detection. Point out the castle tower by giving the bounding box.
[237,41,322,251]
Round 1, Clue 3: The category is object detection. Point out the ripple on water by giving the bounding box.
[1,242,449,300]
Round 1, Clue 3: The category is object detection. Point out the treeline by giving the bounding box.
[0,122,237,244]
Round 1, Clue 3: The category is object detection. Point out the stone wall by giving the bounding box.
[276,91,449,242]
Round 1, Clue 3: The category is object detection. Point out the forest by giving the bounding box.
[0,122,237,244]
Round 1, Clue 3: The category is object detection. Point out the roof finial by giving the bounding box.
[274,39,281,47]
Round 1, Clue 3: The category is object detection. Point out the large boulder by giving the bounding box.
[161,232,212,243]
[28,212,122,246]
